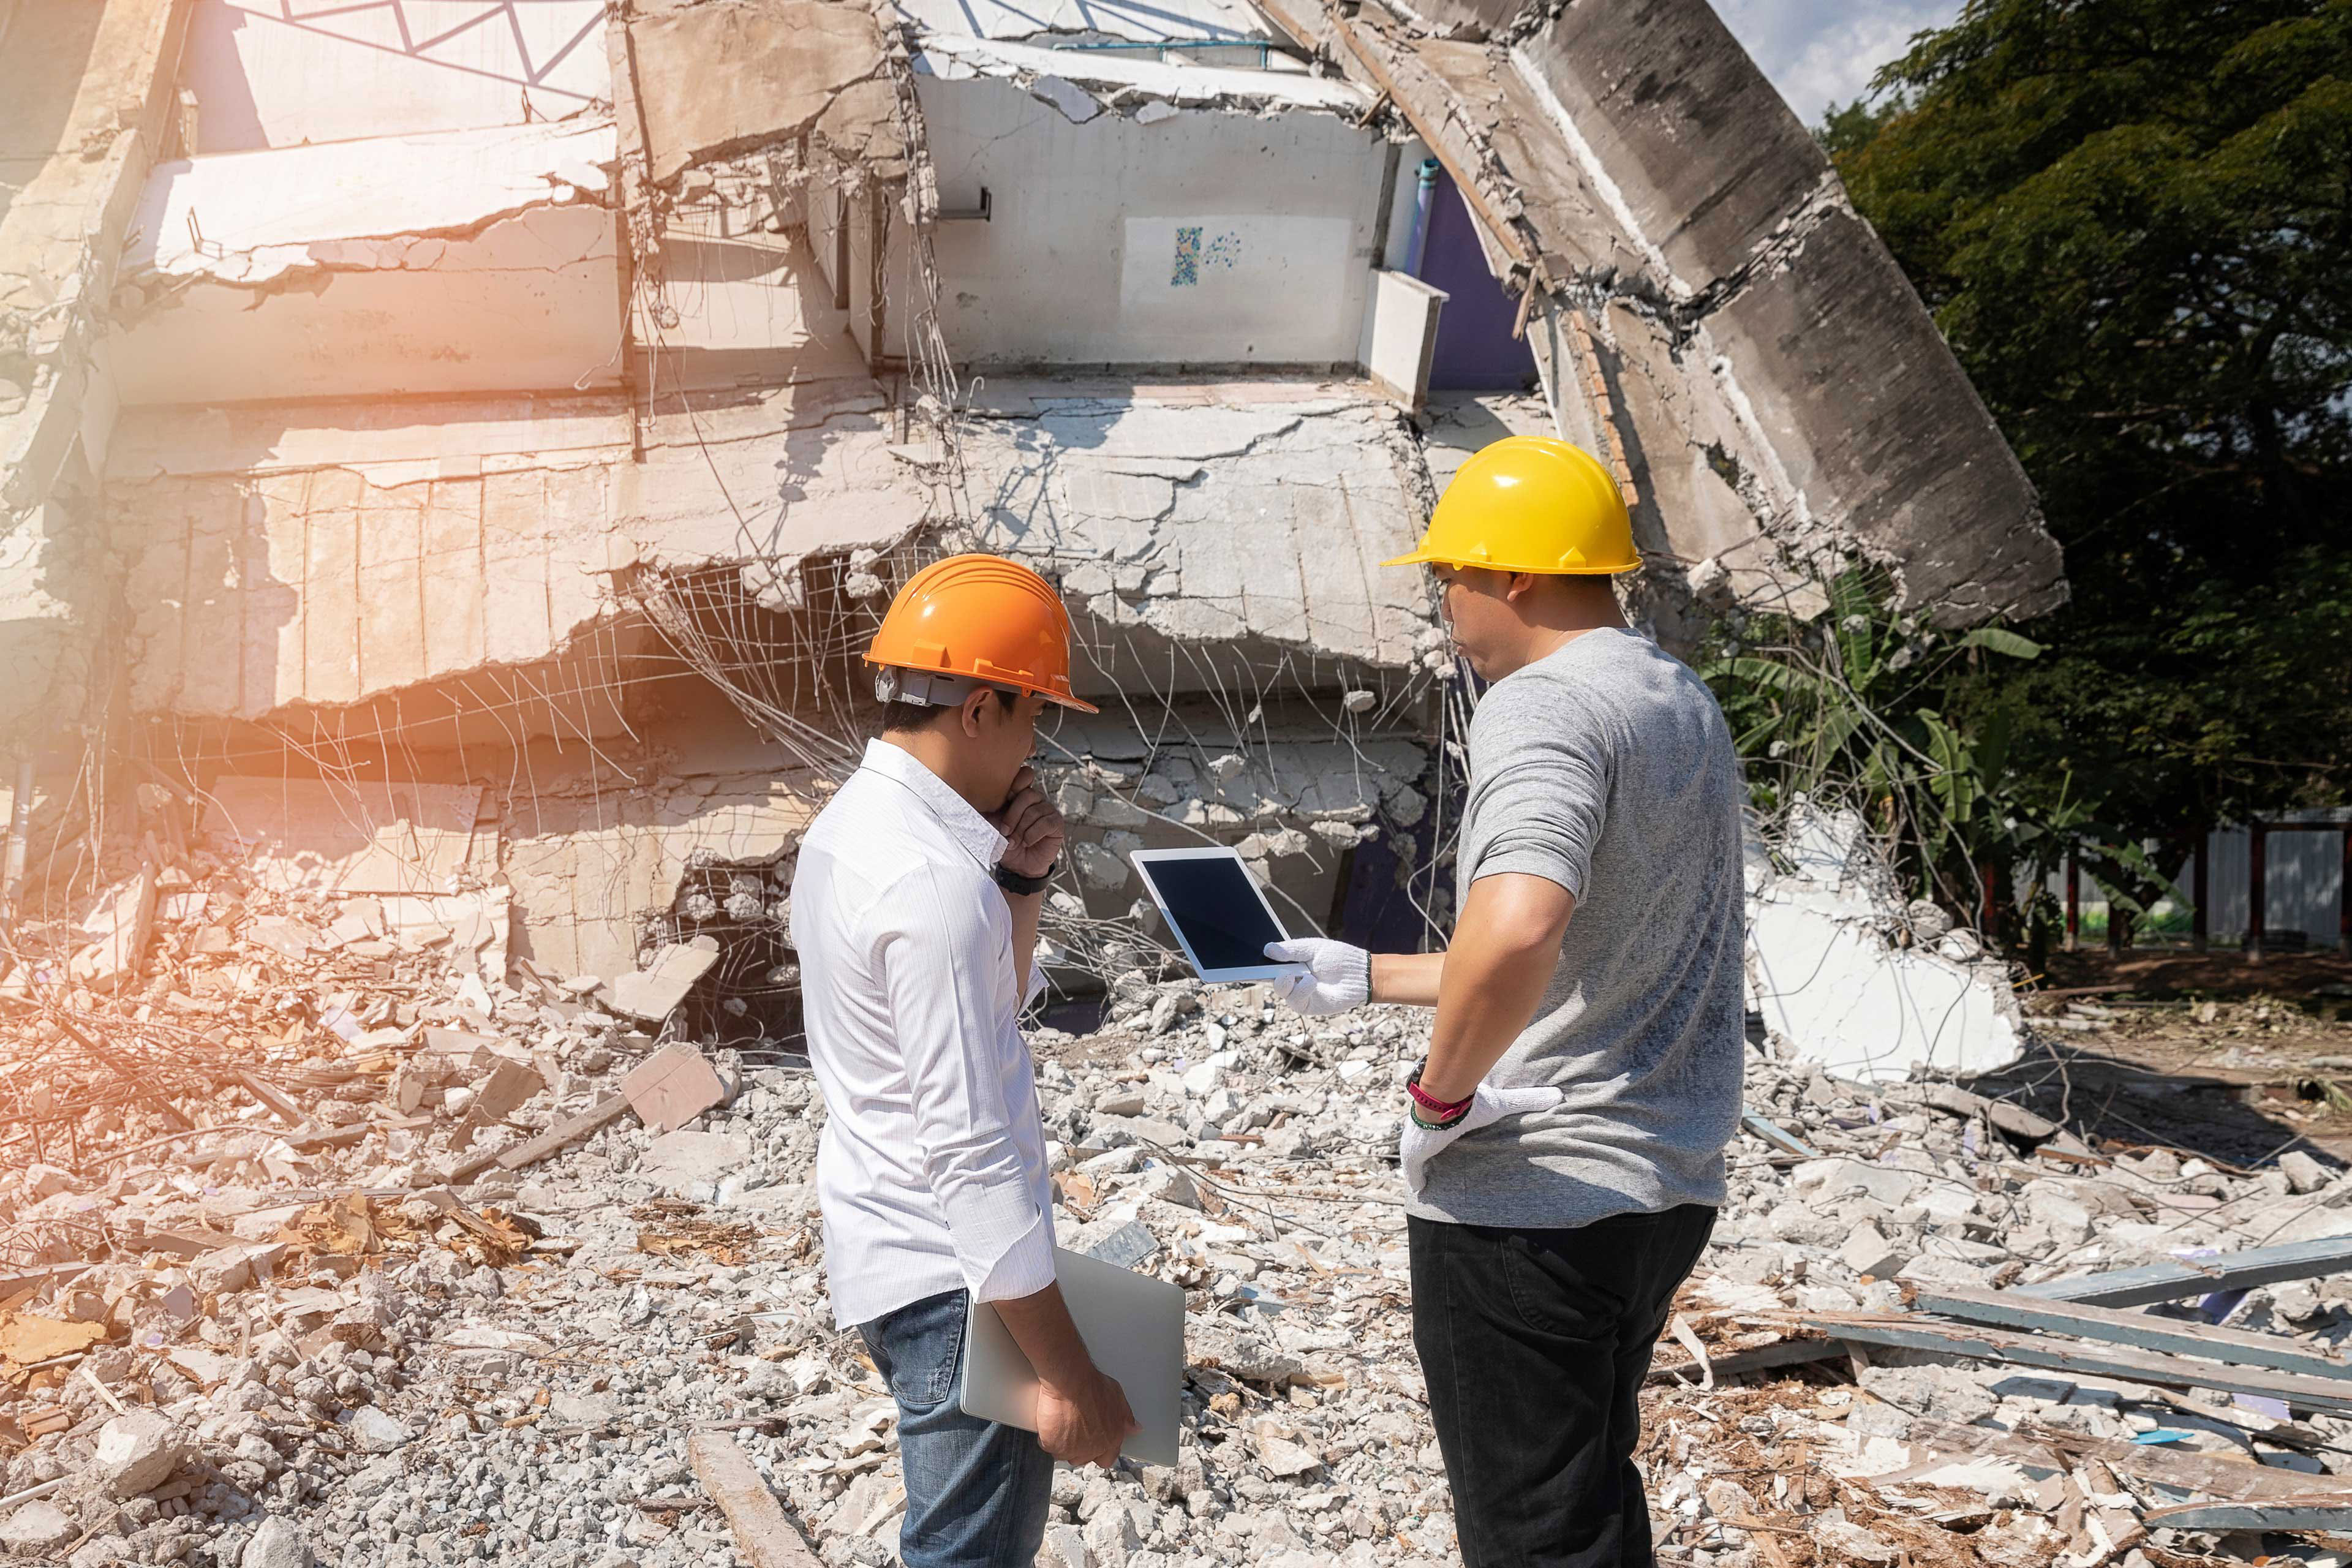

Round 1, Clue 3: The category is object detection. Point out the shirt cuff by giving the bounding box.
[1468,846,1586,902]
[970,1209,1058,1305]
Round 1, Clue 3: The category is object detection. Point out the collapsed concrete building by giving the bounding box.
[1,0,2066,1036]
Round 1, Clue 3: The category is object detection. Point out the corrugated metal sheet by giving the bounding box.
[2046,812,2347,946]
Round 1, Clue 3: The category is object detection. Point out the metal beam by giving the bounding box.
[1910,1284,2352,1381]
[2013,1237,2352,1310]
[2143,1498,2352,1534]
[1804,1314,2352,1417]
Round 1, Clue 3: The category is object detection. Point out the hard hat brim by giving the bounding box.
[867,654,1101,715]
[1379,547,1642,573]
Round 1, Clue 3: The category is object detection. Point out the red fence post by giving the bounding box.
[2192,829,2210,954]
[2249,823,2269,964]
[2065,845,2079,953]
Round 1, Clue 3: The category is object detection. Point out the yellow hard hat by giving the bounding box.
[1384,435,1638,574]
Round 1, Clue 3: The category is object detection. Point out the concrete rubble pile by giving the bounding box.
[8,813,2352,1568]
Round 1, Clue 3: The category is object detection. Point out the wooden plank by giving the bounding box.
[1804,1313,2352,1416]
[1740,1111,1819,1160]
[1907,1418,2352,1506]
[496,1093,630,1171]
[1647,1336,1841,1385]
[1912,1284,2352,1381]
[688,1433,824,1568]
[233,1068,307,1128]
[2016,1237,2352,1309]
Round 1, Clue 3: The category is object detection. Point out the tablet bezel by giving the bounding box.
[1129,846,1306,982]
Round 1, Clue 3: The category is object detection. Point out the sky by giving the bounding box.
[1711,0,1965,127]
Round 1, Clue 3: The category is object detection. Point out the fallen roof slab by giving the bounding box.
[1255,0,2066,628]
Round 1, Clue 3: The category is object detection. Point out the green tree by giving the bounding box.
[1823,0,2352,929]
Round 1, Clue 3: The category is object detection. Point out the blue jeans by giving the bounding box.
[858,1289,1053,1568]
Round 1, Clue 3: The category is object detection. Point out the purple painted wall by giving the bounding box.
[1418,168,1539,391]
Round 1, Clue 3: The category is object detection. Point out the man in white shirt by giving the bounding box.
[792,555,1137,1568]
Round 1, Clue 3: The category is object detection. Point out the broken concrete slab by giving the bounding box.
[605,942,722,1023]
[638,1130,754,1197]
[1746,810,2022,1082]
[623,1044,728,1135]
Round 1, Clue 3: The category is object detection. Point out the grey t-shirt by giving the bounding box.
[1411,627,1746,1228]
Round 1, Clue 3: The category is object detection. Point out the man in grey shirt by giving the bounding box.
[1266,436,1745,1568]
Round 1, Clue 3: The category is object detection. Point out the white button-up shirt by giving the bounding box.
[791,739,1056,1330]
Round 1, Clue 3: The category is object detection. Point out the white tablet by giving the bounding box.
[1130,846,1305,983]
[961,1246,1185,1466]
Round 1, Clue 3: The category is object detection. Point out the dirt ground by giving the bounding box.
[1985,949,2352,1167]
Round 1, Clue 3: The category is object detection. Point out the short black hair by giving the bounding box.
[878,687,1019,735]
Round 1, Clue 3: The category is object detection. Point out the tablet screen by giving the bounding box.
[1138,855,1286,972]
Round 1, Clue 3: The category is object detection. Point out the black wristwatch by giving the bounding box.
[993,858,1058,896]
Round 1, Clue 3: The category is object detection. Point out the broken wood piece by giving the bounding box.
[688,1432,824,1568]
[232,1068,307,1128]
[2015,1236,2352,1310]
[1740,1110,1817,1159]
[1806,1312,2352,1416]
[2002,1419,2352,1505]
[623,1044,726,1134]
[604,942,720,1023]
[1911,1283,2352,1380]
[1916,1082,2060,1142]
[1646,1335,1840,1386]
[495,1093,631,1172]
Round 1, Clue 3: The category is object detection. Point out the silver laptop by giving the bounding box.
[960,1246,1185,1466]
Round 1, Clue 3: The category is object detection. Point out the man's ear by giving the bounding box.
[1505,571,1539,603]
[958,687,992,737]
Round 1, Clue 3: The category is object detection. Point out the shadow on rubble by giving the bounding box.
[1959,1038,2342,1174]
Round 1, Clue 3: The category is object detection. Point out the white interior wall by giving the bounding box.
[916,77,1389,366]
[184,0,609,151]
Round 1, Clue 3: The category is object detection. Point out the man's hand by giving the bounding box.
[1264,938,1370,1014]
[1033,1366,1139,1469]
[1400,1083,1566,1198]
[990,765,1066,879]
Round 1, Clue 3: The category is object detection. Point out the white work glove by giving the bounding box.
[1262,938,1370,1016]
[1400,1084,1566,1199]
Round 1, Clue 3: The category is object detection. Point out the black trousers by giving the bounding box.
[1409,1204,1718,1568]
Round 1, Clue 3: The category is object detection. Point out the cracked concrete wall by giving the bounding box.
[0,0,190,752]
[110,121,624,404]
[915,70,1388,367]
[951,381,1444,695]
[624,0,907,187]
[105,379,930,720]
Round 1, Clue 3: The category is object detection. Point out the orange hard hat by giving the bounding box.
[865,553,1099,714]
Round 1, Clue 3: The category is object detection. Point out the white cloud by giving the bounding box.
[1710,0,1962,126]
